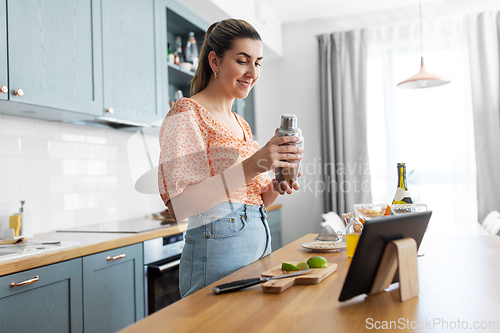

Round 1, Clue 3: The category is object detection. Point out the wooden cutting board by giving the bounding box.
[261,262,337,294]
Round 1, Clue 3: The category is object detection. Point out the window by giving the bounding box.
[367,17,478,235]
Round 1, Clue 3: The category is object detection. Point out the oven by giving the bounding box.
[143,232,184,316]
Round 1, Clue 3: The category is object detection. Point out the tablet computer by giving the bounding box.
[338,210,432,302]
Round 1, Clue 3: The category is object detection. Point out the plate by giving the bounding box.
[301,241,347,252]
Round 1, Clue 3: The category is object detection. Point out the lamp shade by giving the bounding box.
[397,57,450,89]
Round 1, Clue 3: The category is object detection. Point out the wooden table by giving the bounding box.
[120,234,500,333]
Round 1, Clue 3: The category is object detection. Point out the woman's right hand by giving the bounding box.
[246,136,303,176]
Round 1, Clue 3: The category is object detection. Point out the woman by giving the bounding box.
[158,19,303,298]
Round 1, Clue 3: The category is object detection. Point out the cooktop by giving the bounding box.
[56,218,173,234]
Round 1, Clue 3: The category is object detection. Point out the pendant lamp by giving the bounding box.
[397,0,450,89]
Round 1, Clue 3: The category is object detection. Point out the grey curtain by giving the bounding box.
[466,12,500,223]
[317,30,372,215]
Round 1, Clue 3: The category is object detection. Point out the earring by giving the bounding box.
[214,71,218,79]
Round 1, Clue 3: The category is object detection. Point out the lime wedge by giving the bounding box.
[281,262,299,271]
[307,256,328,268]
[296,262,309,270]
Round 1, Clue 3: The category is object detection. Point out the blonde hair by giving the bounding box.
[190,19,261,96]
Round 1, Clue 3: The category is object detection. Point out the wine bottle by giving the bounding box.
[392,163,414,204]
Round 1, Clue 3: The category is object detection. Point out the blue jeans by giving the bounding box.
[179,202,271,298]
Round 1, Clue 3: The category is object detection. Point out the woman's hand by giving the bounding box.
[245,136,303,178]
[272,171,301,195]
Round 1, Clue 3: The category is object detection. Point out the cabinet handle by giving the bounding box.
[107,253,126,261]
[10,275,39,288]
[106,107,114,114]
[14,89,24,96]
[0,85,7,94]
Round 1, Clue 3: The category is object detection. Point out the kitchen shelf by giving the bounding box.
[166,6,205,102]
[167,62,194,91]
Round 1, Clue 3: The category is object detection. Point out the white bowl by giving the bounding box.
[180,62,192,72]
[391,204,428,215]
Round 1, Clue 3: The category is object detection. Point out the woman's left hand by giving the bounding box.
[272,172,301,195]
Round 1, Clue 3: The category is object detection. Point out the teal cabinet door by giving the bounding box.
[0,258,83,333]
[0,0,7,101]
[6,0,102,114]
[83,243,144,333]
[267,209,282,250]
[101,0,162,125]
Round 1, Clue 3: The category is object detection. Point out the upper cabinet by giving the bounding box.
[101,0,163,125]
[0,0,256,130]
[3,0,102,117]
[0,0,7,101]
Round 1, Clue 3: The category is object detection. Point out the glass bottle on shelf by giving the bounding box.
[167,43,174,64]
[174,36,184,65]
[392,163,414,204]
[185,32,199,70]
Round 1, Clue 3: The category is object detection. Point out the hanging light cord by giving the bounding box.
[419,0,423,57]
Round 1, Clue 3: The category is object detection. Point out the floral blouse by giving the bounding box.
[158,97,271,206]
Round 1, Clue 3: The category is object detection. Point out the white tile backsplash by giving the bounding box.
[51,176,76,193]
[0,177,21,196]
[75,176,97,192]
[36,158,63,176]
[3,156,36,176]
[86,160,106,176]
[0,137,21,155]
[62,159,87,176]
[74,142,96,159]
[21,176,51,195]
[0,114,165,235]
[21,137,49,157]
[3,116,36,138]
[97,176,117,191]
[48,140,75,158]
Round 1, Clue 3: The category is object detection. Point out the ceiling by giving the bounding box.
[260,0,500,23]
[263,0,443,23]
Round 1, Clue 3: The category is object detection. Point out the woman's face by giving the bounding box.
[217,38,263,99]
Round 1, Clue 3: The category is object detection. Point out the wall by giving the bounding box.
[0,114,165,235]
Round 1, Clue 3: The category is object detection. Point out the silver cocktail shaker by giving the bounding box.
[275,114,304,185]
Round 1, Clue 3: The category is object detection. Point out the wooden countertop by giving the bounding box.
[0,204,282,277]
[0,221,188,277]
[120,234,500,333]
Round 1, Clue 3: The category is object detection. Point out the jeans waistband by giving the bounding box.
[199,202,267,219]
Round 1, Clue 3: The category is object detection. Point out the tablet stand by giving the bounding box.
[369,237,419,302]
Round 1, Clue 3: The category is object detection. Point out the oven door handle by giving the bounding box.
[149,259,181,272]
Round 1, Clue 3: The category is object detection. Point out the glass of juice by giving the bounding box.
[346,216,363,258]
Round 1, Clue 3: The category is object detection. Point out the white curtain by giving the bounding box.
[317,31,372,215]
[466,11,500,225]
[366,17,478,235]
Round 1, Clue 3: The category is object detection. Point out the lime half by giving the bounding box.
[307,256,328,268]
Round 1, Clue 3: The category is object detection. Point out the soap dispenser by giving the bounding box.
[16,200,33,238]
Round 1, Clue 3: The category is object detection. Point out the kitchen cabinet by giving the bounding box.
[0,0,6,101]
[0,258,83,333]
[82,243,144,333]
[267,208,282,250]
[164,0,207,103]
[100,0,164,125]
[1,0,103,118]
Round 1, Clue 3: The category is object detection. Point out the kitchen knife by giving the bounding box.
[212,269,315,294]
